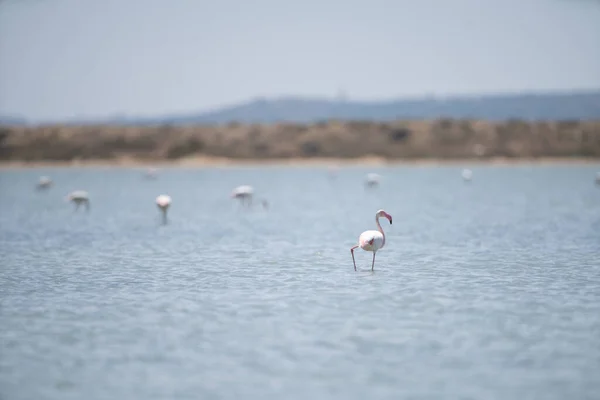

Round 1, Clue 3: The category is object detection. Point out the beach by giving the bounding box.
[1,156,600,170]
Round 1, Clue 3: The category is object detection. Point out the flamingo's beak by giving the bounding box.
[386,213,393,224]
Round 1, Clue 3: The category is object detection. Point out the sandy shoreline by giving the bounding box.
[1,156,599,169]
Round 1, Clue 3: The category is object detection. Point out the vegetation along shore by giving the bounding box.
[1,119,599,166]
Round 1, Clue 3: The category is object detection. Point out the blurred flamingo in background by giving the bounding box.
[231,185,269,209]
[66,190,90,212]
[156,194,171,224]
[231,185,254,207]
[350,209,393,271]
[365,173,381,188]
[36,176,53,190]
[462,168,473,181]
[144,167,158,180]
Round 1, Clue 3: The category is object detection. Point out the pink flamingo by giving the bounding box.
[36,176,53,190]
[156,194,171,224]
[365,173,381,188]
[231,185,269,209]
[350,209,392,271]
[231,185,254,207]
[66,190,90,212]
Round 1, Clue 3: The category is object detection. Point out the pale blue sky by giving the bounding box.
[1,0,599,121]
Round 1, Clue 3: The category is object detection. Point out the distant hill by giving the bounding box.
[0,116,28,126]
[100,90,600,126]
[9,89,600,126]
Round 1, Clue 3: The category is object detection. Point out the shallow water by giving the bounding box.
[1,164,600,400]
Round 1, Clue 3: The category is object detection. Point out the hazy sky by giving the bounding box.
[1,0,599,121]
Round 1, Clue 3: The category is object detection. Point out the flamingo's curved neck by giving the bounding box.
[375,215,386,247]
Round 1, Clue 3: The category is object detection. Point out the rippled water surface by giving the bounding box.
[1,164,600,400]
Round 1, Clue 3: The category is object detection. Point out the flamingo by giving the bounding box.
[462,168,473,181]
[36,176,53,190]
[350,209,393,271]
[365,173,381,188]
[156,194,171,224]
[144,167,158,180]
[231,185,254,207]
[66,190,90,211]
[231,185,269,209]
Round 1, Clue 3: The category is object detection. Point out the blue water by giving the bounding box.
[1,164,600,400]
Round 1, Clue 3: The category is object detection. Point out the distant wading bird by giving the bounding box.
[350,209,393,271]
[66,190,90,211]
[231,185,254,207]
[462,169,473,181]
[36,176,53,190]
[144,167,158,180]
[156,194,171,224]
[231,185,269,209]
[365,173,381,188]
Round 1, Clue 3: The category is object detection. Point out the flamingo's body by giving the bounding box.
[67,190,90,211]
[156,194,171,224]
[231,185,254,207]
[350,209,392,271]
[365,173,381,188]
[462,169,473,181]
[231,185,269,209]
[37,176,52,190]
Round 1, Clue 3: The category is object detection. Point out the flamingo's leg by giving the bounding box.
[350,245,359,271]
[371,252,376,271]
